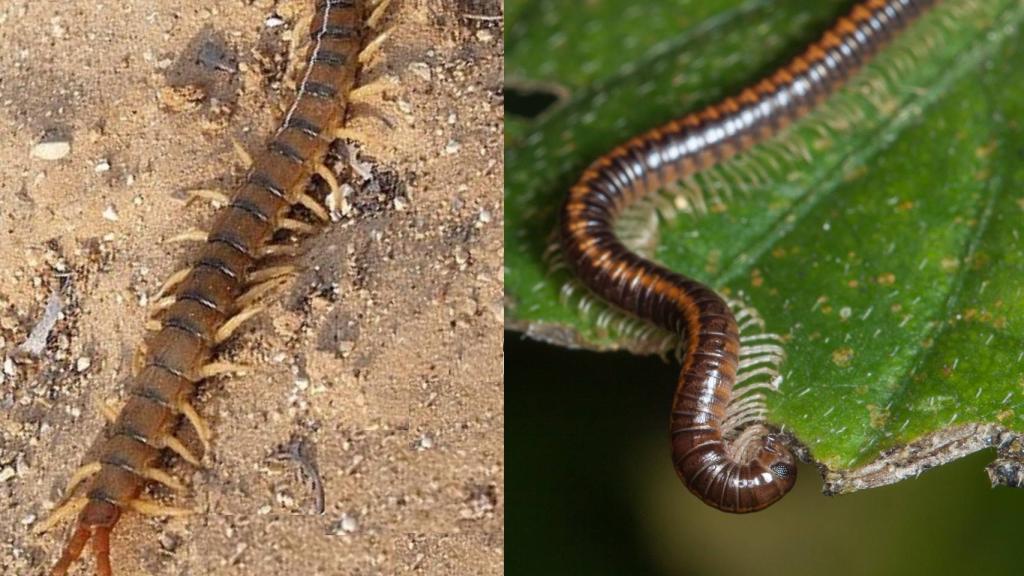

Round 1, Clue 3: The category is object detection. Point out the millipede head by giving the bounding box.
[759,433,798,490]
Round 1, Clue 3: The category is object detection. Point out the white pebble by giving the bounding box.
[102,205,119,221]
[31,141,70,161]
[94,159,111,173]
[76,356,91,372]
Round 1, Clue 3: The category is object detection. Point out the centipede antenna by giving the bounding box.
[92,527,112,576]
[48,523,91,576]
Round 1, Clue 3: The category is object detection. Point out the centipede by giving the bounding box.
[560,0,936,513]
[33,0,393,573]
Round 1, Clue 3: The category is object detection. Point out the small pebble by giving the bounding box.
[265,15,285,28]
[102,205,119,222]
[94,159,110,173]
[31,141,70,161]
[76,356,91,373]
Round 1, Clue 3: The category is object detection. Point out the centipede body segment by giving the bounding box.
[560,0,936,512]
[35,0,393,574]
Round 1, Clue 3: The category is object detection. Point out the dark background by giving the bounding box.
[507,333,1024,576]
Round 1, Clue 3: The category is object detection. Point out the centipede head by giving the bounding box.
[51,500,120,576]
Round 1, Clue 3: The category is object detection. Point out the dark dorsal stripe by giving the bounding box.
[269,139,306,164]
[303,81,339,99]
[248,171,286,199]
[286,116,323,138]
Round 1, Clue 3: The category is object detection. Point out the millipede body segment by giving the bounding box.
[37,1,390,574]
[560,0,936,512]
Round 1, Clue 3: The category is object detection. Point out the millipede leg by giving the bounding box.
[179,400,212,456]
[215,305,266,344]
[65,462,102,495]
[129,498,194,518]
[163,435,201,467]
[32,496,88,535]
[248,265,298,284]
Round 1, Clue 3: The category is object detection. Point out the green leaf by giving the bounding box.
[505,0,1024,489]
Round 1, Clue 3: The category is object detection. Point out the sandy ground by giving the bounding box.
[0,1,504,574]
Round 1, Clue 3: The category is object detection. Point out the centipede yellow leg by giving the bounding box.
[156,267,192,298]
[184,188,230,206]
[167,229,208,244]
[215,305,266,344]
[65,462,102,495]
[178,400,212,456]
[32,497,88,535]
[295,191,330,222]
[368,0,392,29]
[139,467,187,492]
[359,28,392,65]
[197,361,251,380]
[129,498,194,518]
[163,435,201,467]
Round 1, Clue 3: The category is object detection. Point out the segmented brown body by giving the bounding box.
[560,0,935,512]
[44,1,378,573]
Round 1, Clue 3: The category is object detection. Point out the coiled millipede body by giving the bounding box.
[560,0,936,512]
[34,0,394,573]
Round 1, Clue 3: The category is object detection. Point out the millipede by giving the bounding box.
[33,0,394,573]
[560,0,936,512]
